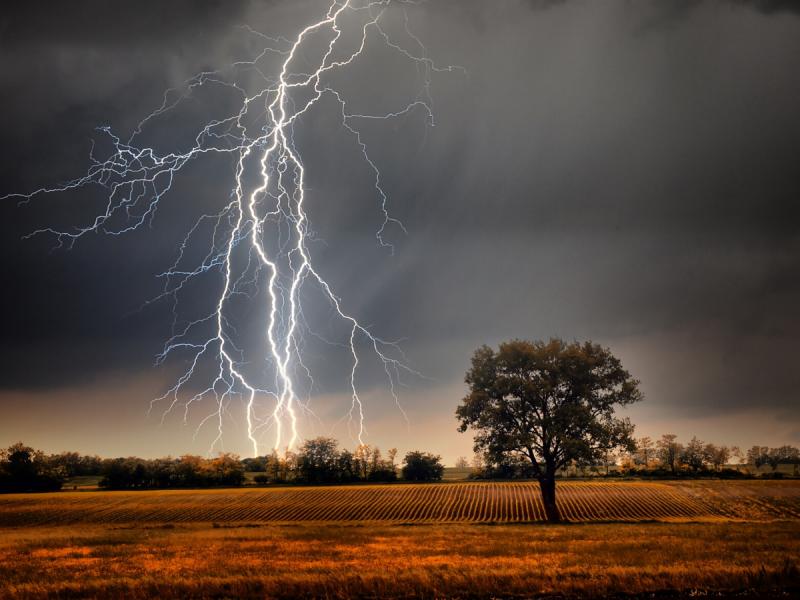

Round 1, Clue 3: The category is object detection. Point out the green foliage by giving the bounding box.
[766,446,800,469]
[401,451,444,481]
[457,339,641,521]
[681,436,706,472]
[0,443,64,493]
[297,438,341,483]
[702,443,731,471]
[656,434,683,473]
[242,456,267,472]
[255,439,398,484]
[457,339,641,478]
[98,453,245,489]
[746,445,800,470]
[47,451,103,477]
[468,454,537,479]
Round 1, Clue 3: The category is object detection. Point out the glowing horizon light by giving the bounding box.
[4,0,461,456]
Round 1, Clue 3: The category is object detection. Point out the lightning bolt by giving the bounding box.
[5,0,460,456]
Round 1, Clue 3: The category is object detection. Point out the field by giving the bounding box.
[1,481,798,598]
[2,480,798,526]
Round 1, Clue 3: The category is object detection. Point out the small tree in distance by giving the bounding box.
[457,339,642,522]
[401,451,444,482]
[747,446,770,468]
[297,437,339,483]
[657,434,683,474]
[636,437,654,468]
[681,436,706,472]
[703,443,730,471]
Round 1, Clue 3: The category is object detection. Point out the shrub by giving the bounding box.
[367,466,398,482]
[401,451,444,482]
[717,468,747,479]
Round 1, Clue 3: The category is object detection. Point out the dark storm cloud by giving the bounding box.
[2,0,799,434]
[633,0,800,30]
[0,0,254,388]
[727,0,800,14]
[0,1,250,46]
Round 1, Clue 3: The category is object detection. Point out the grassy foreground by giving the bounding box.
[1,521,798,599]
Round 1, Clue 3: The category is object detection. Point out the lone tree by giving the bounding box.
[456,339,642,522]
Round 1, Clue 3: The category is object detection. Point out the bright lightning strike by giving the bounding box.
[5,1,459,456]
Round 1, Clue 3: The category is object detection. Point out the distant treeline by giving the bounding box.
[0,439,445,492]
[0,444,64,493]
[4,435,796,492]
[99,454,246,489]
[244,439,444,484]
[469,435,800,480]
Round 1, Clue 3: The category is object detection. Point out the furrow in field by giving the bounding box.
[627,486,659,520]
[569,483,598,520]
[2,481,799,525]
[425,484,448,521]
[557,491,579,521]
[631,485,677,518]
[501,483,513,522]
[380,486,407,521]
[453,485,470,521]
[587,484,618,519]
[525,483,538,521]
[509,483,522,521]
[419,485,440,521]
[599,484,634,520]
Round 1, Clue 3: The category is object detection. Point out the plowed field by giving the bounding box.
[1,480,797,526]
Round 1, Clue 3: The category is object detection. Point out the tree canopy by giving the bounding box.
[456,338,642,521]
[0,443,64,492]
[401,451,445,482]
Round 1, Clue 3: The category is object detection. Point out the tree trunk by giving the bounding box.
[538,475,560,522]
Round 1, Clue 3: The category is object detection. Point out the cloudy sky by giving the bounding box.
[1,0,798,462]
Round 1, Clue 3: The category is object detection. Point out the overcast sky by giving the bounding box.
[1,0,799,462]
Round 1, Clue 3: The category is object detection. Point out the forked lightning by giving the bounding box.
[5,1,458,456]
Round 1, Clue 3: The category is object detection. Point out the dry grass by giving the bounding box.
[0,521,798,598]
[1,480,798,526]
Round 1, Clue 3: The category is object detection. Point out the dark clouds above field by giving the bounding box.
[1,0,798,458]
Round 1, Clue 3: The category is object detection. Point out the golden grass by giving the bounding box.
[0,521,797,598]
[1,482,797,597]
[0,480,797,526]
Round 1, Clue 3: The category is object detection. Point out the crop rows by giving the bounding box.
[0,481,797,526]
